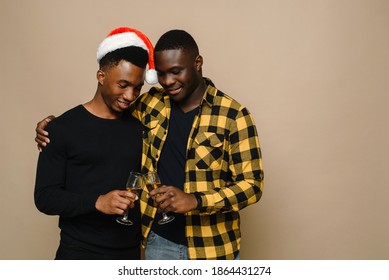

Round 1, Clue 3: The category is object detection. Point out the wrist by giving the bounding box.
[94,195,104,212]
[193,192,203,211]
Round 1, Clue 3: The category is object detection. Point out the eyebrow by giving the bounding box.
[156,66,183,73]
[117,80,144,87]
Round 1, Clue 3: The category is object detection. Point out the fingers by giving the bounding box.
[153,190,176,211]
[158,193,179,213]
[151,189,171,204]
[119,190,139,202]
[110,196,134,214]
[115,201,130,215]
[35,116,54,151]
[35,134,49,146]
[95,190,138,215]
[147,186,193,213]
[116,191,138,210]
[153,190,197,214]
[158,198,171,212]
[149,185,169,197]
[36,138,48,152]
[35,125,49,136]
[41,115,55,125]
[36,116,54,134]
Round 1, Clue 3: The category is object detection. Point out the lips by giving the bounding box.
[117,99,130,109]
[168,87,182,95]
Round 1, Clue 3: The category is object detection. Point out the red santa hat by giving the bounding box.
[96,27,158,84]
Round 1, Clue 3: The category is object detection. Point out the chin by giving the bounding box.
[170,92,188,103]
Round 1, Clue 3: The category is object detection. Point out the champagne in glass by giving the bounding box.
[144,171,175,225]
[116,171,143,226]
[130,186,142,198]
[144,171,161,193]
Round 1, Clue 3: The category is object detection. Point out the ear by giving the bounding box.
[97,69,105,85]
[195,55,203,71]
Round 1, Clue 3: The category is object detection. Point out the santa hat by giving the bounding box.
[96,27,158,84]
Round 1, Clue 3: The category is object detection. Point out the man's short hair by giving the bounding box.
[154,30,199,58]
[99,46,148,70]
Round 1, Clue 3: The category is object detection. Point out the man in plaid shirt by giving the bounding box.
[132,30,264,260]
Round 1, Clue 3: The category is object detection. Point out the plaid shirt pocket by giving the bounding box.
[193,132,224,169]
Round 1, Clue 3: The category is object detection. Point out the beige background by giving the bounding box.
[0,0,388,260]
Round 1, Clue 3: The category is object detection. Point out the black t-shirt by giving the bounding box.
[35,105,142,254]
[152,101,199,245]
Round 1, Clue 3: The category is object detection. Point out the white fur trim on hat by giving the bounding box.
[97,32,148,62]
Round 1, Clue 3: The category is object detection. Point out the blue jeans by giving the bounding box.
[145,231,189,260]
[145,231,240,260]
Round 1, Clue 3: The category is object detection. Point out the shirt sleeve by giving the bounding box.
[34,121,99,217]
[130,87,164,121]
[198,107,264,213]
[130,96,143,121]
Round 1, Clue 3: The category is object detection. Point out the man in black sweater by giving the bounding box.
[34,27,158,259]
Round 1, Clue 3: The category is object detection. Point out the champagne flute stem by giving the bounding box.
[123,209,129,221]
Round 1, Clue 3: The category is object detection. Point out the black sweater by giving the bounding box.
[35,105,142,253]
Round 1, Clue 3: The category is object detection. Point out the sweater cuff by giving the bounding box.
[84,193,101,213]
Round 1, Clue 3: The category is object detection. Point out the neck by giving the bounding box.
[177,79,207,113]
[83,91,122,119]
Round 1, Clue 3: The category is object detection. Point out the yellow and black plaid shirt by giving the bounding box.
[131,78,264,259]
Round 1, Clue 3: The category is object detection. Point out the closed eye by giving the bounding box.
[171,69,182,75]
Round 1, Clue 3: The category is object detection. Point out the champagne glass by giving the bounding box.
[144,171,175,225]
[116,171,143,226]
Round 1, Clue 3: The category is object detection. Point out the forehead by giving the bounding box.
[154,49,194,70]
[106,60,145,83]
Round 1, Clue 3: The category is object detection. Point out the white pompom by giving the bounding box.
[145,69,158,84]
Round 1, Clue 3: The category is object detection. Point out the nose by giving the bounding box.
[122,89,137,102]
[160,73,175,88]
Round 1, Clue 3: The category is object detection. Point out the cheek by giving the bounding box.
[104,83,120,95]
[101,85,118,100]
[182,69,199,84]
[183,75,198,91]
